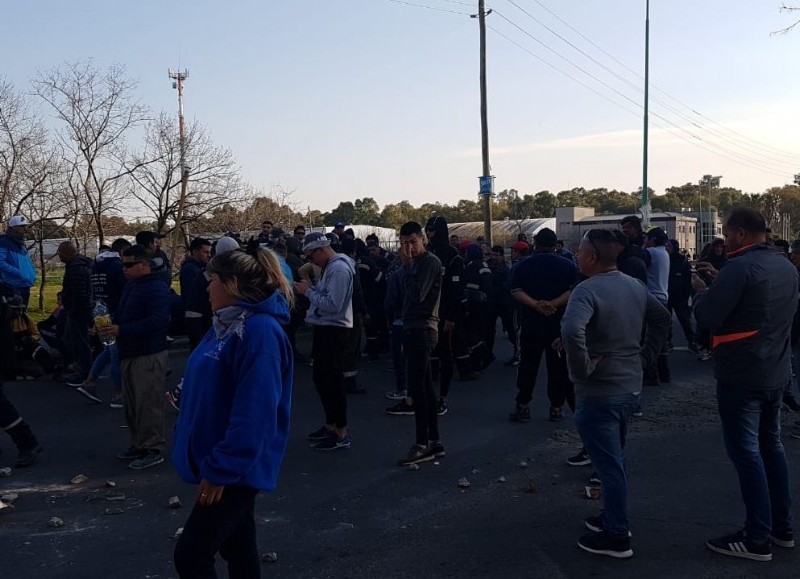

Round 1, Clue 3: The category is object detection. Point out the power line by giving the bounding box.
[385,0,471,16]
[515,0,800,163]
[490,9,796,176]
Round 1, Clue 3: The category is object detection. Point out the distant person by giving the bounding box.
[100,244,171,470]
[172,246,293,579]
[293,225,306,243]
[0,216,36,307]
[180,237,213,350]
[58,241,94,385]
[257,220,273,244]
[136,231,172,286]
[332,221,346,238]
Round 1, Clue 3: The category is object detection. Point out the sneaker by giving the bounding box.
[706,530,772,562]
[577,532,633,559]
[76,384,103,404]
[588,472,601,486]
[398,444,435,466]
[129,450,164,470]
[549,406,564,422]
[509,406,531,423]
[385,390,407,400]
[697,349,712,361]
[116,446,146,461]
[687,342,700,354]
[770,529,795,548]
[567,449,591,467]
[307,425,335,441]
[313,434,351,451]
[64,374,87,387]
[109,394,124,409]
[386,401,415,416]
[437,399,448,416]
[428,440,446,458]
[584,514,633,537]
[16,444,42,468]
[783,394,800,413]
[632,406,643,418]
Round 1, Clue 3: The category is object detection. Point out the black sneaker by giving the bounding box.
[116,446,146,461]
[129,450,164,470]
[567,449,591,467]
[783,394,800,413]
[63,374,86,387]
[313,434,351,451]
[16,444,42,468]
[76,384,103,404]
[398,444,435,466]
[585,514,633,537]
[588,472,601,486]
[549,406,564,422]
[687,342,700,354]
[307,426,335,441]
[509,406,531,422]
[769,529,795,548]
[428,440,446,458]
[437,399,448,416]
[706,530,772,561]
[577,532,633,559]
[386,401,415,416]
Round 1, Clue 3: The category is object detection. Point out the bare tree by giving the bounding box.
[127,112,243,237]
[774,4,800,34]
[0,78,51,221]
[32,60,150,245]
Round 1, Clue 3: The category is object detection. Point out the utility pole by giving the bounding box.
[474,1,493,245]
[168,68,190,263]
[641,0,651,227]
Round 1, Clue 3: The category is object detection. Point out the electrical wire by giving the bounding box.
[514,0,800,163]
[385,0,472,16]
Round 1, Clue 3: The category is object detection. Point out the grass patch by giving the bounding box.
[28,269,63,323]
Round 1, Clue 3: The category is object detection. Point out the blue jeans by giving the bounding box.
[716,382,793,541]
[89,343,121,394]
[575,392,640,536]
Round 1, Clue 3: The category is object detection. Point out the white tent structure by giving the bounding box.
[447,218,556,247]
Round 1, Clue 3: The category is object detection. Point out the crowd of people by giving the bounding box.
[0,206,799,573]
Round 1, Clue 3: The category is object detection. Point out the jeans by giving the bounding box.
[89,343,121,394]
[174,486,260,579]
[404,327,439,446]
[716,382,793,541]
[574,392,640,537]
[390,324,406,392]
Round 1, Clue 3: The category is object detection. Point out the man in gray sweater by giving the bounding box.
[561,228,670,559]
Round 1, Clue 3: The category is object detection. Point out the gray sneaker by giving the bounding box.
[128,451,164,470]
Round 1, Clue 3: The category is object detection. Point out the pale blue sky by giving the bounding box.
[4,1,799,213]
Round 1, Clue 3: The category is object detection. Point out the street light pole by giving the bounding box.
[475,1,493,245]
[641,0,651,227]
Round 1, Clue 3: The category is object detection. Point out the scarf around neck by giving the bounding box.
[212,305,251,340]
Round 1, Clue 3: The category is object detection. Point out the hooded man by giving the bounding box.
[0,216,36,307]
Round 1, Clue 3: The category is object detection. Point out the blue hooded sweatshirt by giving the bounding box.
[172,292,293,491]
[0,234,36,289]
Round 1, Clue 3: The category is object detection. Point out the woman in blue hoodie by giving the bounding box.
[172,246,294,579]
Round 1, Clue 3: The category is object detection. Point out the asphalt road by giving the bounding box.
[1,326,799,579]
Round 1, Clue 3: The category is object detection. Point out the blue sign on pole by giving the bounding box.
[479,175,494,196]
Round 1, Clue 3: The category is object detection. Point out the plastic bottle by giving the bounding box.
[93,301,115,346]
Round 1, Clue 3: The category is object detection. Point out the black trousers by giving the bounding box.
[312,325,349,428]
[486,305,518,354]
[174,486,260,579]
[431,321,471,397]
[667,298,695,345]
[0,382,38,451]
[404,327,440,446]
[63,311,92,377]
[516,333,574,410]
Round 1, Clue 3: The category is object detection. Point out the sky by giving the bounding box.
[4,0,800,215]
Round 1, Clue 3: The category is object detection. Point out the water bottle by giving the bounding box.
[93,301,115,346]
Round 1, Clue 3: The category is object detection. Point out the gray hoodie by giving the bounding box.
[304,253,355,328]
[561,270,670,397]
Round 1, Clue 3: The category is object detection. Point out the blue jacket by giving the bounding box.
[179,257,211,317]
[113,274,170,359]
[0,234,36,289]
[172,293,293,491]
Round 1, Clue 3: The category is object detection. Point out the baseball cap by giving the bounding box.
[135,231,165,246]
[303,232,331,252]
[512,241,529,251]
[334,221,345,229]
[214,236,241,254]
[8,215,29,228]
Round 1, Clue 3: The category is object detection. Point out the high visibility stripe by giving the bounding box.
[479,268,491,274]
[375,271,383,282]
[711,330,759,349]
[726,243,757,257]
[2,417,22,431]
[358,264,370,270]
[466,283,480,289]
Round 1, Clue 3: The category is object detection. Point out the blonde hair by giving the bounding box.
[207,247,295,309]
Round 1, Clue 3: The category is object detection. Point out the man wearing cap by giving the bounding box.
[135,231,172,286]
[0,216,36,307]
[332,222,346,238]
[294,232,356,452]
[510,228,578,422]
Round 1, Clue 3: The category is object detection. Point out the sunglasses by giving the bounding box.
[122,260,146,269]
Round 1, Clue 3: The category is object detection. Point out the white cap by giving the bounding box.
[214,236,241,254]
[7,215,29,228]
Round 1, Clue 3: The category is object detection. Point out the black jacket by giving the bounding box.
[618,246,648,286]
[179,257,211,318]
[695,244,798,390]
[401,251,443,331]
[62,255,94,314]
[668,253,693,302]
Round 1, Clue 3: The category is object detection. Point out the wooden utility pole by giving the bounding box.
[477,0,493,245]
